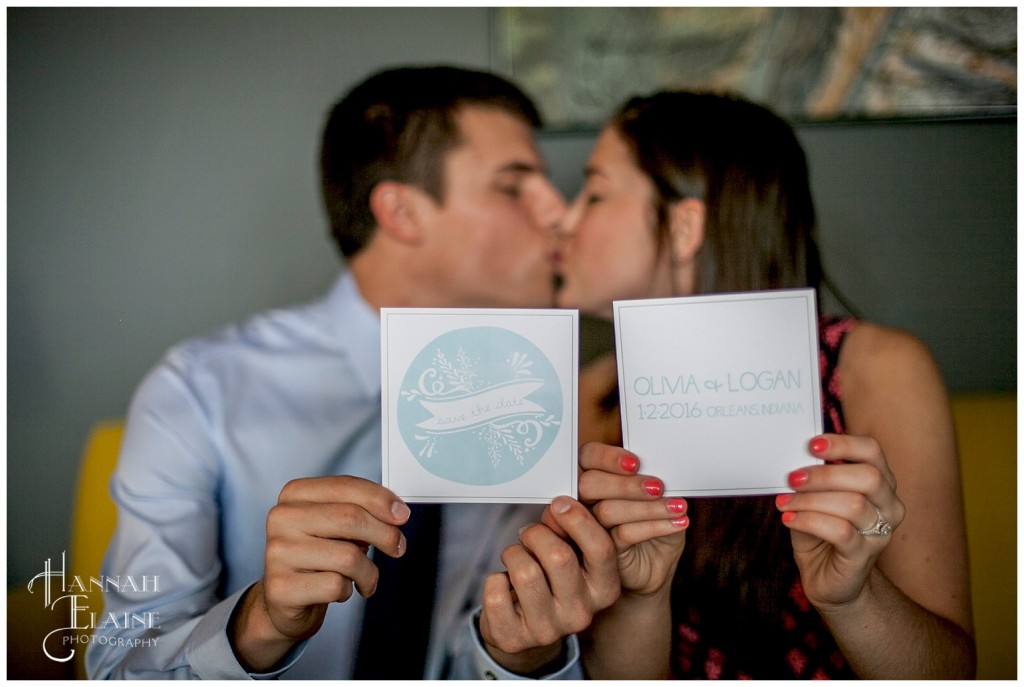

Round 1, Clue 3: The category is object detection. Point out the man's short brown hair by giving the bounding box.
[320,65,542,257]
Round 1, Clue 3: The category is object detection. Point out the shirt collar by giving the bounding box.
[323,269,381,397]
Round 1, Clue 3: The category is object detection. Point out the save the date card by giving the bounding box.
[381,308,578,503]
[614,289,823,496]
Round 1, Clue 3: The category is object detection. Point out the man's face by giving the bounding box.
[415,106,565,308]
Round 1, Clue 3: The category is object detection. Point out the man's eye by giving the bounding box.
[585,193,603,205]
[498,185,522,198]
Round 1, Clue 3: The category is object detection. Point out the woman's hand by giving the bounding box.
[776,433,907,610]
[568,443,685,680]
[565,442,688,596]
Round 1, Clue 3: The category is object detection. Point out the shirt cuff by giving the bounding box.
[185,584,308,679]
[469,608,583,680]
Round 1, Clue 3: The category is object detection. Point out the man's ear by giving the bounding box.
[668,197,706,265]
[369,181,426,245]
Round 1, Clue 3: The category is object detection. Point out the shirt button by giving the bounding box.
[484,670,497,680]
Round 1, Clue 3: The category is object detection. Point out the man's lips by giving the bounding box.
[550,250,566,292]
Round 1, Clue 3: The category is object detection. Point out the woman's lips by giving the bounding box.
[550,250,566,292]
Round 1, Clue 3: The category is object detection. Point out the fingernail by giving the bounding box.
[788,470,809,488]
[809,436,829,454]
[667,498,687,514]
[552,495,573,514]
[397,533,407,556]
[619,452,640,473]
[775,493,794,507]
[392,501,411,522]
[642,478,663,497]
[672,515,690,528]
[781,511,797,524]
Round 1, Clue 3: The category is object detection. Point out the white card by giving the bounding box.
[381,308,578,503]
[613,289,823,496]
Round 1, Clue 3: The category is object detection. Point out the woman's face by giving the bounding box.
[554,127,675,318]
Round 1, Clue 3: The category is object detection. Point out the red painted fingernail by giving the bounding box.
[788,470,809,488]
[775,493,794,507]
[781,511,797,524]
[809,436,829,454]
[667,498,687,514]
[642,478,663,497]
[672,515,690,528]
[619,452,640,473]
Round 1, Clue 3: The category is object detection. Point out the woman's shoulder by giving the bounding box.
[840,320,938,373]
[837,319,949,408]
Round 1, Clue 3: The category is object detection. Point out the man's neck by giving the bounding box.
[349,251,434,311]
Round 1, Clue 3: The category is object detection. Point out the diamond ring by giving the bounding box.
[857,506,893,537]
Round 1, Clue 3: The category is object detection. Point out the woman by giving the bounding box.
[556,92,975,679]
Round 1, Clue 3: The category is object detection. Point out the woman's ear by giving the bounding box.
[668,197,706,265]
[369,181,425,245]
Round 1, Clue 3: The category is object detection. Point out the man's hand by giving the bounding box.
[477,495,621,675]
[229,476,411,672]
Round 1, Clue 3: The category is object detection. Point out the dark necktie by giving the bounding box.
[353,503,442,679]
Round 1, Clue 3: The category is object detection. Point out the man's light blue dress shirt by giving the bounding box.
[86,271,581,679]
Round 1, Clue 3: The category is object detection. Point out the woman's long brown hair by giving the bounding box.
[611,91,824,655]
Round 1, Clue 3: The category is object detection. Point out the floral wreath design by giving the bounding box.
[397,327,562,485]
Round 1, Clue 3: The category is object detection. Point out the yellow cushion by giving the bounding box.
[950,393,1017,679]
[69,419,124,678]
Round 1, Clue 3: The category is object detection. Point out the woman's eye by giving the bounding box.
[585,193,603,206]
[498,185,522,198]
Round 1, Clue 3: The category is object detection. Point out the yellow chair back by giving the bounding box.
[951,393,1017,679]
[69,419,124,678]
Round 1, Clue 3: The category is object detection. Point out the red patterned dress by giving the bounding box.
[670,316,859,679]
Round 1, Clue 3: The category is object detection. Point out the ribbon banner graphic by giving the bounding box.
[415,379,546,432]
[397,327,562,486]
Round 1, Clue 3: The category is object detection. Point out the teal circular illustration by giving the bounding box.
[398,326,563,485]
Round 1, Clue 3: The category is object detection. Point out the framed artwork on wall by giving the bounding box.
[491,7,1017,130]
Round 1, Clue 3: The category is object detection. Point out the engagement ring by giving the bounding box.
[857,505,893,537]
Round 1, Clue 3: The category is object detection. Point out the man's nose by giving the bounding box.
[530,180,568,234]
[552,195,582,240]
[551,219,572,241]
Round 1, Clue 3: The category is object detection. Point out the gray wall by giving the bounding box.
[8,7,495,584]
[7,8,1016,584]
[800,119,1015,390]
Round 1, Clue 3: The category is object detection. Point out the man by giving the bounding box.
[86,65,621,679]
